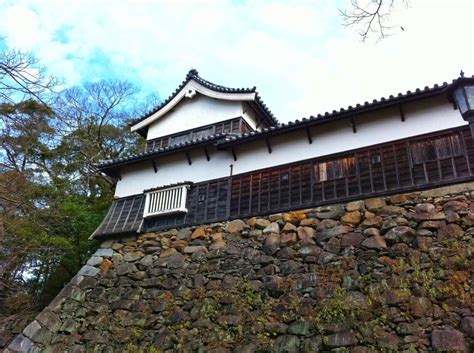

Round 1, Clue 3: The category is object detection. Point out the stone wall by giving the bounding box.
[4,183,474,352]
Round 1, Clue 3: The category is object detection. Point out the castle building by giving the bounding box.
[92,70,474,239]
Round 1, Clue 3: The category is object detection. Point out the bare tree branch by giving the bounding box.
[340,0,409,42]
[0,49,60,104]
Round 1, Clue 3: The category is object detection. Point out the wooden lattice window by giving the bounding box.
[143,185,189,217]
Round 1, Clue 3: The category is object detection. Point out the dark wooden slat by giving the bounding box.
[380,148,387,191]
[460,130,472,175]
[237,176,243,216]
[204,182,210,220]
[368,154,374,192]
[405,141,415,186]
[122,197,136,231]
[248,174,253,214]
[423,163,429,183]
[215,179,221,220]
[392,145,400,188]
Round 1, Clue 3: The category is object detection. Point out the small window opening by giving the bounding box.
[371,155,381,164]
[198,193,206,203]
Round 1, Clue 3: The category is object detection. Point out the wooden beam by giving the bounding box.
[231,147,237,161]
[266,138,272,153]
[185,151,192,165]
[399,104,406,122]
[350,118,357,133]
[151,159,158,173]
[203,147,210,161]
[306,127,313,144]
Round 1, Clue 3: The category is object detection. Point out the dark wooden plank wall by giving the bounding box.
[143,126,474,233]
[93,194,145,237]
[94,126,474,237]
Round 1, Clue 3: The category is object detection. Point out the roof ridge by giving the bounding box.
[129,69,272,128]
[187,69,256,93]
[217,74,474,146]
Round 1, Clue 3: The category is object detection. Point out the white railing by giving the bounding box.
[143,185,189,217]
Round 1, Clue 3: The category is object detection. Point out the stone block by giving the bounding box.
[263,222,280,234]
[288,321,313,336]
[461,316,474,337]
[341,211,361,225]
[93,248,113,258]
[8,334,34,352]
[340,232,364,247]
[36,309,61,332]
[361,235,386,249]
[77,265,100,277]
[431,329,468,352]
[316,225,352,244]
[159,248,177,258]
[177,228,192,240]
[116,262,136,275]
[437,223,464,241]
[191,226,207,239]
[323,331,356,347]
[100,240,114,248]
[86,256,103,267]
[384,226,416,244]
[346,200,364,212]
[22,321,42,340]
[123,251,144,262]
[226,220,246,234]
[365,198,386,210]
[274,335,300,353]
[183,245,207,254]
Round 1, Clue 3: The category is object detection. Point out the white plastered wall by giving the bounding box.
[241,102,259,130]
[147,95,244,140]
[114,146,233,197]
[114,95,468,197]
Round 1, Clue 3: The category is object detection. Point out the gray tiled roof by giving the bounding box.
[130,69,279,128]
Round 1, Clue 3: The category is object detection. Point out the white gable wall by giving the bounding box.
[147,95,244,140]
[115,95,468,197]
[241,103,260,130]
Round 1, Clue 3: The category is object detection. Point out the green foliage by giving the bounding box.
[0,53,152,315]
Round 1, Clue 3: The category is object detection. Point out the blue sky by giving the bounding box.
[0,0,473,122]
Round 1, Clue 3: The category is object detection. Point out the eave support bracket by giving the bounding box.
[152,159,158,173]
[203,147,210,161]
[231,147,237,162]
[185,152,192,165]
[306,127,313,144]
[399,105,406,122]
[350,118,357,133]
[266,138,272,154]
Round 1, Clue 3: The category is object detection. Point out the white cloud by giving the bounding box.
[0,0,472,121]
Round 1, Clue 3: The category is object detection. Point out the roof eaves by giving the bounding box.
[217,77,465,148]
[97,133,228,172]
